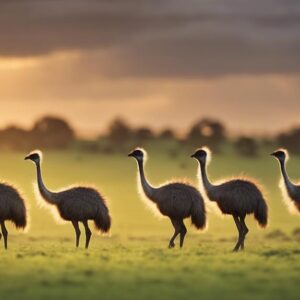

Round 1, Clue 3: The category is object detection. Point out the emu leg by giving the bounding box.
[232,215,243,252]
[83,220,92,249]
[239,215,249,251]
[1,221,8,250]
[72,221,81,248]
[179,220,187,248]
[169,219,181,248]
[0,232,2,240]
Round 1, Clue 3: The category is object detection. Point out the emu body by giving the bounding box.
[0,183,27,249]
[129,148,206,248]
[25,151,111,249]
[192,148,268,252]
[271,149,300,212]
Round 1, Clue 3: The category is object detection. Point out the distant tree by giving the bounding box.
[186,118,226,152]
[31,116,75,149]
[0,126,31,151]
[277,128,300,154]
[107,118,132,146]
[134,127,155,142]
[234,136,259,157]
[159,129,176,140]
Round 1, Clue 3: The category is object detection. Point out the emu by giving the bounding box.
[0,183,27,249]
[271,149,300,212]
[191,148,268,252]
[25,151,111,249]
[128,148,206,248]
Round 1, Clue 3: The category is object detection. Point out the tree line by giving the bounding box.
[1,115,300,157]
[0,116,75,151]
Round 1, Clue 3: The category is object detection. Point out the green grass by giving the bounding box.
[0,147,300,300]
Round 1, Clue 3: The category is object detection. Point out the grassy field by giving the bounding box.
[0,144,300,300]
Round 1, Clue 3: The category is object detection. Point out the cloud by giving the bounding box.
[1,51,300,135]
[0,0,299,77]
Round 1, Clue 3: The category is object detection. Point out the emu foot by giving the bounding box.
[232,246,241,252]
[168,242,175,249]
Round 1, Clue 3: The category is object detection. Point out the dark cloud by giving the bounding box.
[0,0,299,77]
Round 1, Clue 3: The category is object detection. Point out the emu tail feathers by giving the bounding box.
[13,202,27,229]
[94,206,111,233]
[254,198,268,228]
[191,199,206,230]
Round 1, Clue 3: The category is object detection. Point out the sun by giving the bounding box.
[0,57,39,70]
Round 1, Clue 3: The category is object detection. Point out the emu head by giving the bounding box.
[271,149,288,162]
[128,148,145,162]
[25,151,42,164]
[191,148,210,164]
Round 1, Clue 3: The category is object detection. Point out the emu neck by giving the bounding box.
[279,159,295,192]
[36,162,58,205]
[137,160,156,201]
[199,160,214,193]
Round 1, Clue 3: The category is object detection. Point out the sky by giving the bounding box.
[0,0,300,136]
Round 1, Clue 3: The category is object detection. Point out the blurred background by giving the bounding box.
[0,1,300,300]
[0,0,300,141]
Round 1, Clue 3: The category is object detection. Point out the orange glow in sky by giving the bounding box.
[0,0,298,136]
[0,53,299,137]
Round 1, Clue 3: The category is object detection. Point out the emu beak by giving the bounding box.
[24,155,30,160]
[190,153,196,158]
[270,152,276,157]
[128,153,133,157]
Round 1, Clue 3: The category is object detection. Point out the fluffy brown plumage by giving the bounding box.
[192,148,268,252]
[25,151,111,249]
[129,148,206,248]
[0,182,27,249]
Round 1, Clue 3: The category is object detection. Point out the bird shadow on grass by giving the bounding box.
[292,227,300,241]
[15,250,48,259]
[128,236,165,242]
[217,237,236,243]
[265,229,291,241]
[261,248,300,258]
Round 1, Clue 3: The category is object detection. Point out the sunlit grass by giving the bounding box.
[0,147,300,300]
